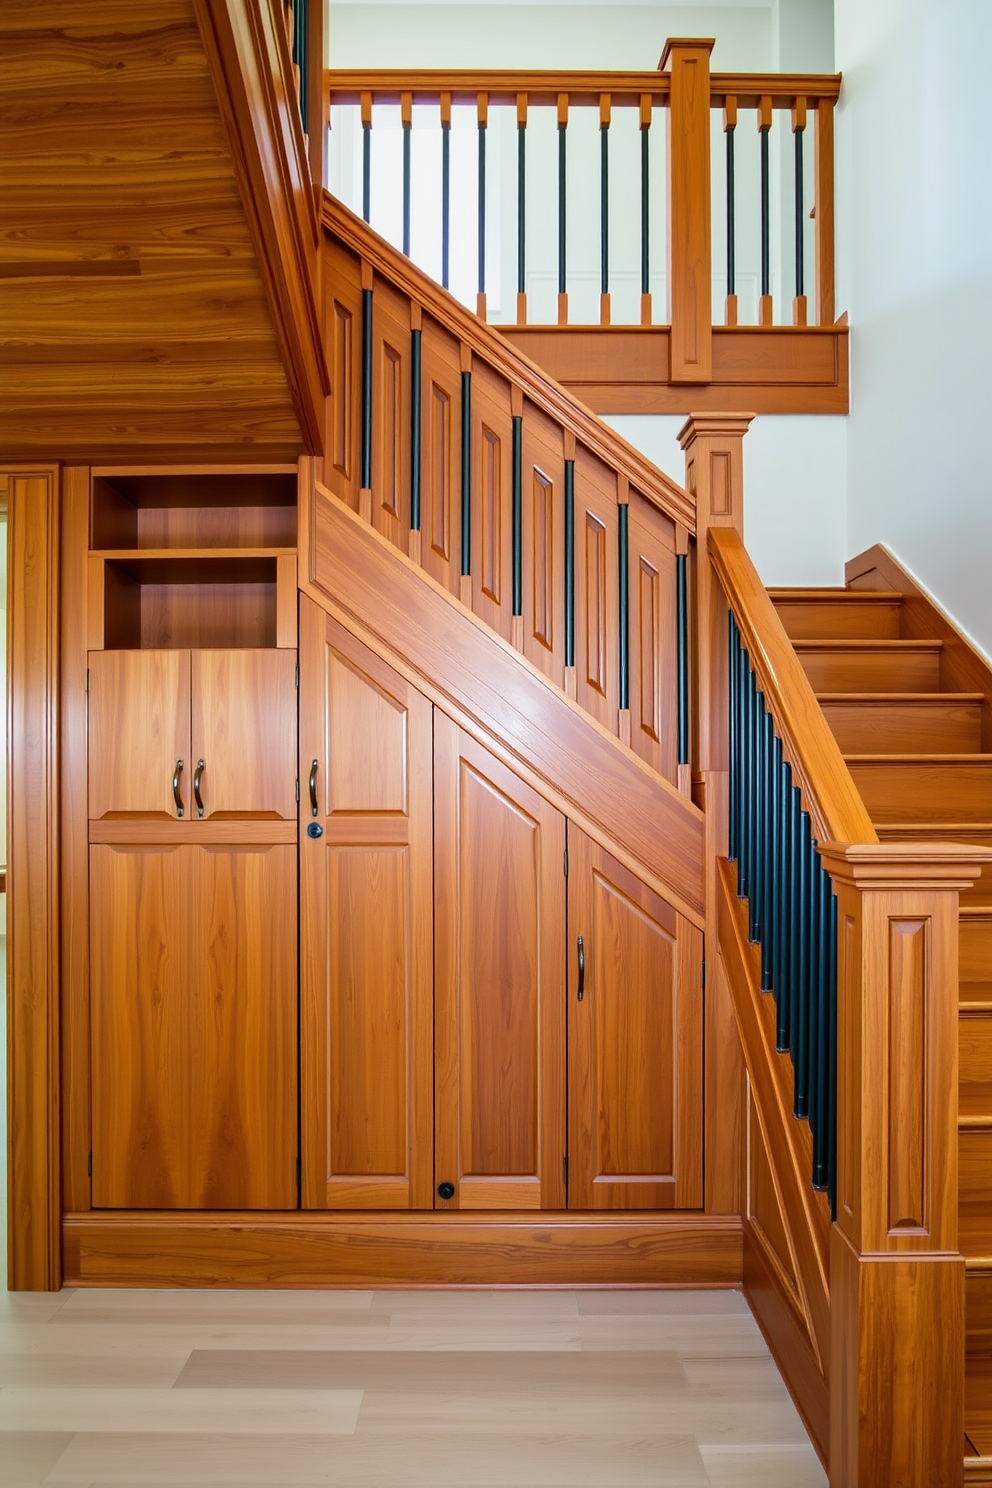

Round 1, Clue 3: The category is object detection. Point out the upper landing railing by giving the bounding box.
[324,41,840,361]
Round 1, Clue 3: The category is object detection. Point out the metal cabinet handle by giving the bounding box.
[577,935,585,1001]
[172,759,184,818]
[193,758,205,818]
[309,758,319,817]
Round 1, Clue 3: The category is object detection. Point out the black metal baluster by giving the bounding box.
[677,555,689,766]
[759,101,771,316]
[441,93,451,290]
[402,94,412,256]
[410,327,422,531]
[760,709,775,991]
[788,783,803,1056]
[557,94,568,320]
[779,756,795,1047]
[812,857,831,1188]
[361,286,373,490]
[737,640,749,898]
[771,734,786,1022]
[794,813,813,1117]
[291,0,308,125]
[740,657,753,904]
[728,615,739,863]
[517,96,527,320]
[748,671,761,943]
[477,93,487,312]
[725,98,737,320]
[618,502,629,712]
[794,112,805,304]
[564,458,575,667]
[600,95,610,319]
[460,367,471,576]
[512,414,522,617]
[362,95,372,223]
[640,95,651,315]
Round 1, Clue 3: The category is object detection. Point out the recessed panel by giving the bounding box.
[326,651,409,816]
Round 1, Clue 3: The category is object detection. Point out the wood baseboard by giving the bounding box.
[63,1211,743,1289]
[743,1219,829,1467]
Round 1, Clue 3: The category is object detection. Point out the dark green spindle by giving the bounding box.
[564,458,575,667]
[361,287,372,489]
[410,327,422,530]
[677,555,689,765]
[618,503,629,712]
[460,369,471,576]
[511,415,522,616]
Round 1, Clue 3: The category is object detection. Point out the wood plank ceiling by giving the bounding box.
[0,1,303,462]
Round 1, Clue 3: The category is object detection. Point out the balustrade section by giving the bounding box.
[324,54,840,335]
[323,198,697,785]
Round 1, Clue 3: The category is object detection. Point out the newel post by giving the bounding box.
[680,412,752,1213]
[661,38,714,383]
[819,842,990,1488]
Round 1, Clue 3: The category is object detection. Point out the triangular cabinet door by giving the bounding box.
[88,650,190,819]
[190,649,297,819]
[567,825,703,1210]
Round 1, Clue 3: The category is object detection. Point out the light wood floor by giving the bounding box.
[0,1281,827,1486]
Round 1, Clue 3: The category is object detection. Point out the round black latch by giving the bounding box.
[437,1181,455,1200]
[306,822,324,839]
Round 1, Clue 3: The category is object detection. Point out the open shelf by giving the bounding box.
[91,468,298,551]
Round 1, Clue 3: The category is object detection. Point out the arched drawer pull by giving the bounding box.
[193,758,205,818]
[309,758,319,817]
[172,759,184,818]
[577,935,585,1001]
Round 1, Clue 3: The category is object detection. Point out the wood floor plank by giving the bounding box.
[0,1386,364,1436]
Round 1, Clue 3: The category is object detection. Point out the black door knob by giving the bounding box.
[437,1181,455,1200]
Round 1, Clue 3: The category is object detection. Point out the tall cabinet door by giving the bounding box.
[299,598,434,1210]
[88,650,190,818]
[90,842,297,1209]
[191,650,297,819]
[567,826,703,1210]
[434,715,566,1210]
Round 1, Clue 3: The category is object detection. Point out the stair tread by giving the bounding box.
[769,587,904,600]
[961,984,992,1011]
[793,638,942,649]
[817,692,984,703]
[961,1202,992,1265]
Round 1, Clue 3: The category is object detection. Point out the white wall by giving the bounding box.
[835,0,992,657]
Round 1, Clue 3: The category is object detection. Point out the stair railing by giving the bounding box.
[324,44,840,342]
[693,420,988,1485]
[321,191,697,793]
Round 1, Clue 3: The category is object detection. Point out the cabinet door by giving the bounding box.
[567,826,703,1209]
[434,715,566,1210]
[91,844,187,1206]
[299,599,434,1209]
[90,842,297,1209]
[88,650,190,818]
[190,649,297,818]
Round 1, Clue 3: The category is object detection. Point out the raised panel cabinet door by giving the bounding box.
[90,844,188,1207]
[567,825,703,1210]
[88,650,190,819]
[434,713,566,1211]
[190,649,297,818]
[185,844,298,1209]
[299,597,434,1210]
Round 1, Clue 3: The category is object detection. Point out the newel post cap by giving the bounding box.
[818,840,992,894]
[660,37,716,70]
[677,412,755,451]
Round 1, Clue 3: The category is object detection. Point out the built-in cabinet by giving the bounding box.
[299,597,703,1213]
[86,468,300,1212]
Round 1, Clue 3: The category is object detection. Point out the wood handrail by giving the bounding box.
[324,68,841,109]
[323,192,696,534]
[708,525,877,845]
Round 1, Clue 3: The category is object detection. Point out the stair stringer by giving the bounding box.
[301,479,706,926]
[718,858,831,1462]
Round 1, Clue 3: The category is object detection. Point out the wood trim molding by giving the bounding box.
[4,465,61,1290]
[195,0,329,454]
[500,325,850,416]
[322,195,696,534]
[63,1211,743,1288]
[304,482,707,925]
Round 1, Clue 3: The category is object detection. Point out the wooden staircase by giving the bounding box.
[770,580,992,1474]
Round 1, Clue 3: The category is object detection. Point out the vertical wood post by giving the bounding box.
[661,38,714,383]
[305,0,326,187]
[4,466,62,1290]
[679,413,753,1214]
[819,842,989,1488]
[814,98,835,326]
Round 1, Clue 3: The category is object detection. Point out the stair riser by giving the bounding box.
[967,1270,992,1355]
[960,1129,992,1206]
[961,919,992,982]
[962,1015,992,1091]
[774,599,903,641]
[822,701,983,754]
[847,762,992,824]
[797,650,941,692]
